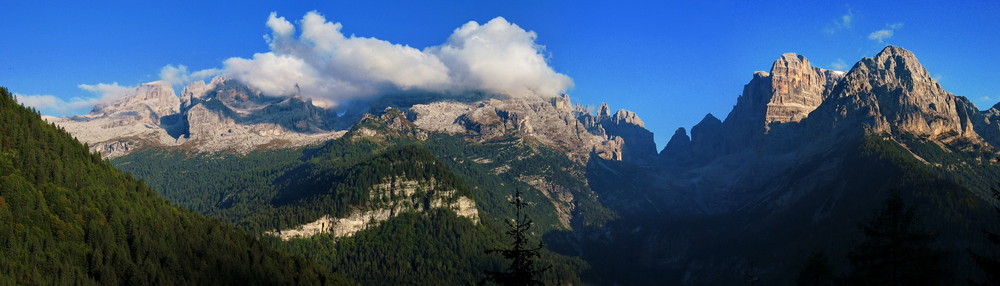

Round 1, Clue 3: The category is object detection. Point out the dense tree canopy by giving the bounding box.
[0,87,349,285]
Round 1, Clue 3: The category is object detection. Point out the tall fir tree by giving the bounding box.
[483,189,550,286]
[845,190,947,286]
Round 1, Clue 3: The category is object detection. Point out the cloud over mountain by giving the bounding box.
[15,82,135,115]
[222,11,572,107]
[18,11,571,113]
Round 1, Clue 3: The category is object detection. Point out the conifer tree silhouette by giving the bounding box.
[483,189,550,286]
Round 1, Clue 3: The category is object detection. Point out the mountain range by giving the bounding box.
[21,46,1000,284]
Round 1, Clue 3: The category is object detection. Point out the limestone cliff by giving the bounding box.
[722,52,844,151]
[409,95,658,163]
[49,77,344,158]
[791,46,981,148]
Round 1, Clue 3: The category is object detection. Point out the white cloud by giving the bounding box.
[830,59,848,71]
[43,65,216,116]
[868,29,893,43]
[430,17,572,98]
[78,82,134,107]
[868,22,903,43]
[224,52,320,97]
[159,64,220,89]
[14,91,116,116]
[14,82,143,116]
[823,10,854,34]
[221,11,572,107]
[50,11,571,114]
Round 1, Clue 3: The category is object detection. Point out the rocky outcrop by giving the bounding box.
[408,101,472,134]
[350,108,427,141]
[721,53,844,152]
[765,54,843,125]
[268,177,479,240]
[56,73,661,163]
[410,96,658,163]
[972,101,1000,146]
[684,114,726,162]
[805,46,980,142]
[605,109,658,161]
[89,81,181,125]
[661,127,692,162]
[577,102,657,162]
[50,77,345,158]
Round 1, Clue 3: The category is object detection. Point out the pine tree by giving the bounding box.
[483,189,550,286]
[845,190,947,286]
[971,187,1000,286]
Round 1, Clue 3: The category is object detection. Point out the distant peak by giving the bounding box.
[855,45,932,86]
[770,52,813,75]
[140,80,172,89]
[613,109,645,128]
[701,113,720,123]
[875,45,916,59]
[777,52,806,63]
[598,102,611,119]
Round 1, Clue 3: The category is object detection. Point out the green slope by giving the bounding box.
[0,87,350,285]
[111,111,598,284]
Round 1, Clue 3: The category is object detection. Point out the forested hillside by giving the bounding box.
[0,87,349,285]
[114,112,596,284]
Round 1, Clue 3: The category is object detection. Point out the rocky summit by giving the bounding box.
[51,77,660,165]
[804,46,979,142]
[409,95,655,162]
[47,77,345,158]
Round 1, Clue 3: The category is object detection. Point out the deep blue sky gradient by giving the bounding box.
[2,0,998,148]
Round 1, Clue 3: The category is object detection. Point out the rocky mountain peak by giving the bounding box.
[90,81,180,122]
[551,94,572,112]
[180,80,208,109]
[598,103,611,119]
[739,52,842,126]
[819,46,978,140]
[718,52,844,153]
[661,127,692,160]
[850,45,937,94]
[612,109,645,128]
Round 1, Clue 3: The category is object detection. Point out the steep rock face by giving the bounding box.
[807,46,979,141]
[408,101,472,133]
[410,96,657,163]
[972,101,1000,146]
[722,53,844,151]
[269,177,479,240]
[577,102,657,161]
[90,81,181,125]
[44,81,184,157]
[661,127,692,161]
[180,80,209,109]
[686,114,726,162]
[50,77,344,158]
[350,108,428,141]
[604,109,658,161]
[764,54,843,125]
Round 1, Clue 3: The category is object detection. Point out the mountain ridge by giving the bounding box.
[28,45,1000,285]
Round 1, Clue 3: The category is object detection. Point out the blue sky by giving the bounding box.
[3,1,998,148]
